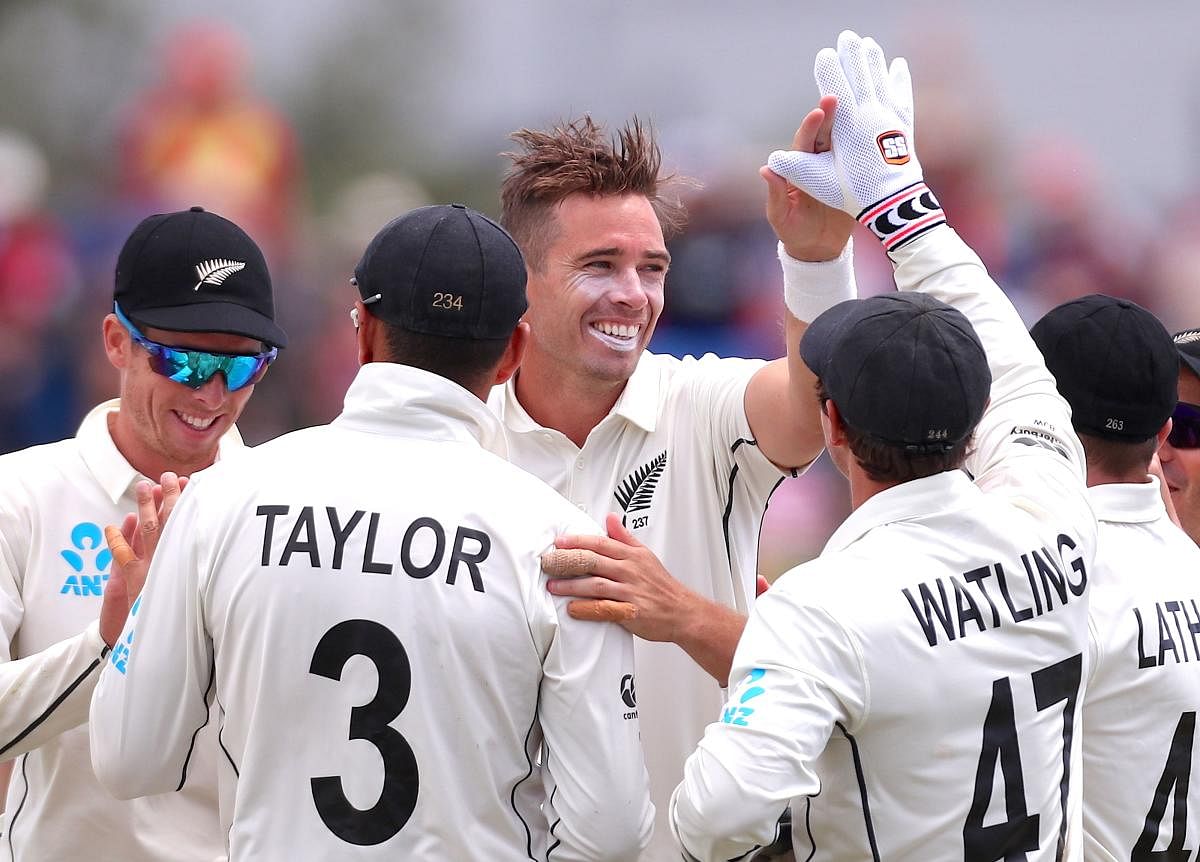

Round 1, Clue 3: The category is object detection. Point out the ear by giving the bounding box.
[354,300,376,366]
[822,398,848,449]
[1156,417,1172,453]
[492,321,529,387]
[102,314,130,370]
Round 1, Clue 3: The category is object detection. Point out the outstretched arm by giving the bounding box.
[746,95,857,470]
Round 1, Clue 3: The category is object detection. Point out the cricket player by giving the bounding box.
[495,106,855,859]
[0,206,284,860]
[671,32,1095,861]
[1161,330,1200,544]
[90,205,653,861]
[1031,295,1200,859]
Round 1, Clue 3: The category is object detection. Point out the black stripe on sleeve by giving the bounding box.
[3,754,31,858]
[0,654,104,758]
[215,696,239,777]
[836,722,880,861]
[509,679,544,862]
[175,654,216,791]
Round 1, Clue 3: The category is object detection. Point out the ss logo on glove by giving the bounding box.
[877,131,910,165]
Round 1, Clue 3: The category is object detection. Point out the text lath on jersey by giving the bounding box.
[255,505,492,592]
[902,533,1088,647]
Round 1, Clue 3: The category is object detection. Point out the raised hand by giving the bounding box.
[99,473,187,647]
[767,30,944,251]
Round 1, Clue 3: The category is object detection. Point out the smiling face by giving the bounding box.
[103,313,263,478]
[522,193,668,391]
[1161,366,1200,544]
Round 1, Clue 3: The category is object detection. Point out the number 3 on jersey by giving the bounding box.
[964,654,1082,862]
[309,619,419,846]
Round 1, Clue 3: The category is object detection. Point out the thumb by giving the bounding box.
[766,150,842,210]
[605,512,642,548]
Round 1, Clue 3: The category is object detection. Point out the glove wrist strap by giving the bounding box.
[857,181,945,251]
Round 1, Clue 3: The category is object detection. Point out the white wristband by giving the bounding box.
[779,238,856,323]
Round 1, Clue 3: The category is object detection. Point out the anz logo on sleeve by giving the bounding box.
[59,521,112,597]
[722,668,767,727]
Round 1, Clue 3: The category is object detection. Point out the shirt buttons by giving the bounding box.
[575,459,585,471]
[575,502,587,511]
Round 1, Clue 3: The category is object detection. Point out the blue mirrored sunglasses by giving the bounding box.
[1169,402,1200,450]
[113,303,276,392]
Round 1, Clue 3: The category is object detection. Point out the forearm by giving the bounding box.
[0,622,107,762]
[675,597,748,686]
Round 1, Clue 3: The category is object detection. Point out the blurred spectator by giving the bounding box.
[1005,134,1148,323]
[0,130,81,452]
[116,20,300,267]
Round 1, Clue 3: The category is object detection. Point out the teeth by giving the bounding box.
[593,322,640,339]
[178,412,216,431]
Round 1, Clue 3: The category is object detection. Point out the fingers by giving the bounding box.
[814,46,853,107]
[838,30,875,107]
[159,472,183,525]
[604,513,643,548]
[756,575,771,597]
[105,525,137,569]
[792,107,826,153]
[541,548,601,578]
[551,529,632,558]
[889,57,914,128]
[815,95,838,153]
[860,35,890,104]
[120,512,137,548]
[567,600,639,623]
[135,480,160,556]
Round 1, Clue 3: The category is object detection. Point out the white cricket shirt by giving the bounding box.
[1082,477,1200,860]
[489,351,786,861]
[0,399,236,861]
[91,364,653,862]
[671,227,1097,862]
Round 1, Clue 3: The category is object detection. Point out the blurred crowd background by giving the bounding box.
[4,1,1200,577]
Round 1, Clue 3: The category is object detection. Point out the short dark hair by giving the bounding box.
[381,323,508,392]
[817,379,972,483]
[500,116,687,271]
[1077,430,1159,478]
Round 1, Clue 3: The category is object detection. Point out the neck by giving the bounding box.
[513,352,626,449]
[847,467,898,511]
[1086,467,1153,488]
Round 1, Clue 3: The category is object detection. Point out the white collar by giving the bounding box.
[336,363,507,457]
[1088,475,1168,525]
[823,469,981,554]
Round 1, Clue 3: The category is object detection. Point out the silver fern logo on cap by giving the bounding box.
[193,259,246,291]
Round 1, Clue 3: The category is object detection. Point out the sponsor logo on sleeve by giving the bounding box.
[722,668,767,727]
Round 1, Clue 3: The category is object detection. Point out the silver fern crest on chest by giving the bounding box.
[193,258,246,291]
[614,450,667,528]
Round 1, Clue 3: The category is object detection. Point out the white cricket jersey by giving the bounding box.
[1081,477,1200,860]
[488,351,787,861]
[671,227,1097,862]
[0,399,236,861]
[90,364,653,862]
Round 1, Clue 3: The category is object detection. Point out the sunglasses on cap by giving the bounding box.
[113,302,276,392]
[1168,402,1200,450]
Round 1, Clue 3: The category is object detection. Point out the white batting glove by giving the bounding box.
[767,30,945,252]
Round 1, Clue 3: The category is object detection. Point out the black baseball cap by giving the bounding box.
[353,204,527,340]
[114,206,287,347]
[1175,327,1200,380]
[800,292,991,450]
[1031,294,1175,441]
